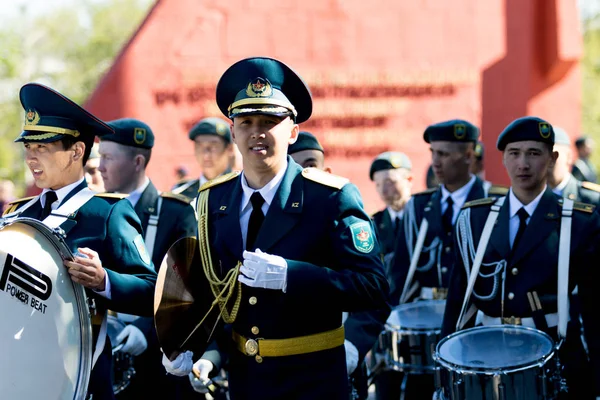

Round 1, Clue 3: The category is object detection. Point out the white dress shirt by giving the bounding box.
[40,177,86,209]
[126,177,151,207]
[386,206,403,228]
[440,175,476,225]
[239,161,288,250]
[508,187,546,248]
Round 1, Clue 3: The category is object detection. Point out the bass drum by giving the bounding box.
[0,218,92,399]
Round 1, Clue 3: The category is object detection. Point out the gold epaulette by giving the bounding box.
[413,187,437,196]
[488,185,509,196]
[302,168,348,190]
[3,196,35,215]
[95,192,128,199]
[161,191,192,204]
[462,197,496,209]
[573,201,595,214]
[199,171,240,192]
[581,181,600,193]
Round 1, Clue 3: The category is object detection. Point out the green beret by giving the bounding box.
[496,117,554,151]
[103,118,154,149]
[288,131,323,154]
[369,151,412,180]
[188,117,231,143]
[423,119,479,143]
[216,57,312,123]
[552,126,570,146]
[15,83,113,143]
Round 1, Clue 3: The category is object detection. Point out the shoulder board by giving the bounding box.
[161,192,192,204]
[573,201,595,214]
[488,185,509,196]
[3,196,36,215]
[581,181,600,193]
[302,168,349,190]
[95,193,128,199]
[413,187,437,196]
[462,197,496,209]
[174,177,193,186]
[199,171,240,192]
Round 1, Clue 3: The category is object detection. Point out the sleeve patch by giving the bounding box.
[134,234,151,265]
[349,221,375,253]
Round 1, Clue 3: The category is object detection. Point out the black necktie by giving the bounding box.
[246,192,265,251]
[442,197,454,233]
[512,207,529,250]
[41,191,57,220]
[393,216,401,238]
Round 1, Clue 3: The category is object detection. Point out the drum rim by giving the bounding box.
[386,299,446,331]
[434,324,555,372]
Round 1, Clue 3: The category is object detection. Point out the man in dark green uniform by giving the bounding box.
[172,118,234,199]
[442,117,600,400]
[98,118,197,399]
[4,83,156,400]
[162,57,390,400]
[572,136,597,183]
[287,130,331,171]
[549,126,600,205]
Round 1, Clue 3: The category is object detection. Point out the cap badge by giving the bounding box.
[246,78,273,98]
[539,122,551,139]
[390,155,402,168]
[134,127,146,144]
[216,123,228,136]
[25,109,40,126]
[454,124,466,139]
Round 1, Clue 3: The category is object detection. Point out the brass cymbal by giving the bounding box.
[154,236,222,360]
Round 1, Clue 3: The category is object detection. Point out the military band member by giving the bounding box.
[172,118,235,199]
[287,130,331,171]
[98,118,197,399]
[442,117,600,400]
[162,57,390,400]
[470,140,485,179]
[4,83,156,400]
[549,126,600,205]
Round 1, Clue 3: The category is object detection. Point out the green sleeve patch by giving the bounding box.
[350,221,375,253]
[134,234,151,265]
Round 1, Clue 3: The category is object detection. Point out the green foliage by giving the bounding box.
[581,14,600,169]
[0,0,154,195]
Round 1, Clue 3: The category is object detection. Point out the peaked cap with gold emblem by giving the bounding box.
[103,118,154,149]
[216,57,312,123]
[423,119,479,144]
[15,83,113,143]
[496,116,554,150]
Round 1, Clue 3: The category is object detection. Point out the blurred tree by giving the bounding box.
[581,8,600,170]
[0,0,154,195]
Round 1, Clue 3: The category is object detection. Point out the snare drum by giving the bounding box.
[375,300,446,374]
[434,325,559,400]
[0,218,92,399]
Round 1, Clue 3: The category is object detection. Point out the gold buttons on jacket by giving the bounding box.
[255,355,263,363]
[249,296,257,305]
[245,339,258,356]
[508,292,515,300]
[251,326,260,335]
[511,268,518,276]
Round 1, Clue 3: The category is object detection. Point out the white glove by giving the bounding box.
[239,249,288,292]
[115,325,148,356]
[188,359,215,394]
[344,339,359,375]
[162,350,194,376]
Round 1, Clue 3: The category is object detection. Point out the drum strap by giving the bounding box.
[557,198,573,339]
[42,188,96,229]
[457,197,505,331]
[92,312,108,369]
[400,217,429,304]
[144,194,163,260]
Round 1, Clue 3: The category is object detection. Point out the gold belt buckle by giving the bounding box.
[432,288,448,300]
[245,339,259,356]
[502,316,522,325]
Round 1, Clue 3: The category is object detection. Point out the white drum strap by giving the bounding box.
[456,197,505,331]
[92,312,108,368]
[42,188,96,229]
[400,218,429,304]
[558,198,573,339]
[144,195,163,259]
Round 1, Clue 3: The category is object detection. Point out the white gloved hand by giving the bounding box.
[115,324,148,356]
[344,339,359,375]
[239,249,288,292]
[188,359,215,394]
[162,350,194,376]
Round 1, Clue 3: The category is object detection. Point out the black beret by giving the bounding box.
[423,119,479,143]
[103,118,154,149]
[496,117,554,151]
[188,117,231,143]
[288,131,323,154]
[369,151,412,180]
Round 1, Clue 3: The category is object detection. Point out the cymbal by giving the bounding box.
[154,236,223,360]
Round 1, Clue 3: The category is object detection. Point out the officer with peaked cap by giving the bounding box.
[548,125,600,205]
[172,117,234,199]
[4,84,156,399]
[385,120,506,400]
[160,57,389,400]
[97,118,197,399]
[441,117,600,399]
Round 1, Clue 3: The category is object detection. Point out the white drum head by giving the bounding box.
[386,300,446,331]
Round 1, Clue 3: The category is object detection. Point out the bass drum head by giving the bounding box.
[386,300,446,331]
[436,325,554,371]
[0,220,92,399]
